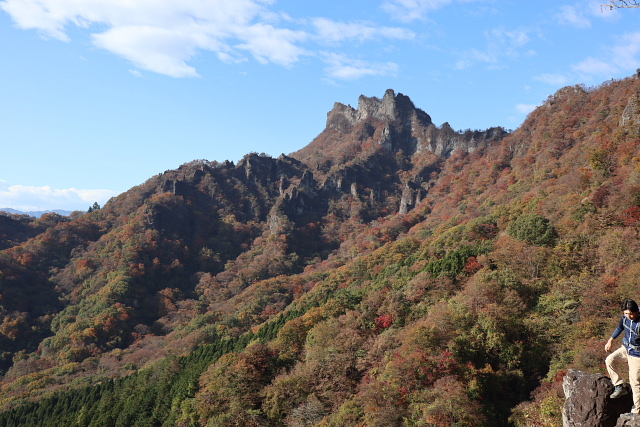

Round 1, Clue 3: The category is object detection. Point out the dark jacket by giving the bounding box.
[612,315,640,357]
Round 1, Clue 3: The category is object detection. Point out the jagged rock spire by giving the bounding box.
[326,89,432,132]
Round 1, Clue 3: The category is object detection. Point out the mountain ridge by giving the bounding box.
[0,76,639,426]
[293,88,508,170]
[0,208,74,218]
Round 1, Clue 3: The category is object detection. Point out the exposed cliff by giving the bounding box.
[295,88,508,167]
[287,89,509,221]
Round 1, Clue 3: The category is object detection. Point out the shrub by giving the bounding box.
[508,213,557,246]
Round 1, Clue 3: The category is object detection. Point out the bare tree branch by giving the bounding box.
[602,0,640,10]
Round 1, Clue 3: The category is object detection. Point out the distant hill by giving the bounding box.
[0,76,639,426]
[0,207,74,217]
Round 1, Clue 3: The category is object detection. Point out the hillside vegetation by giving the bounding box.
[1,77,640,426]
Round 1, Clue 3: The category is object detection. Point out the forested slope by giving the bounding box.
[0,77,639,426]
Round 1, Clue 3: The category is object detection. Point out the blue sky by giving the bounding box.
[0,0,638,212]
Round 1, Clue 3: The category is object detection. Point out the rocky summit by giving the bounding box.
[2,77,640,426]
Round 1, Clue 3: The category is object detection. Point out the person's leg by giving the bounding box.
[628,355,640,412]
[608,346,629,386]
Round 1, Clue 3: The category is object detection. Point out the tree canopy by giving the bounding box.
[2,76,640,426]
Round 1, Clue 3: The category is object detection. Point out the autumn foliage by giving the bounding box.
[1,76,640,426]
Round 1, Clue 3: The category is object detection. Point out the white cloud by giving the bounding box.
[516,103,538,114]
[611,32,640,69]
[311,18,414,44]
[0,180,118,212]
[556,0,623,29]
[0,0,305,77]
[533,73,570,85]
[217,51,247,64]
[235,23,307,67]
[573,57,617,76]
[93,25,203,77]
[573,32,640,77]
[455,26,534,70]
[0,0,418,80]
[555,1,621,29]
[322,53,399,81]
[381,0,453,22]
[555,5,591,28]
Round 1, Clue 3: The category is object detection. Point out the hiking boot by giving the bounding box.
[611,385,629,399]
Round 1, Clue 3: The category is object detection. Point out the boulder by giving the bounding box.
[616,413,640,427]
[563,369,633,427]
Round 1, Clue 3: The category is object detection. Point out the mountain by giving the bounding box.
[0,77,639,426]
[0,208,74,218]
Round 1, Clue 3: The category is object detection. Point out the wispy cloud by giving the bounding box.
[92,25,205,78]
[0,180,118,212]
[0,0,416,80]
[0,0,306,77]
[573,31,640,77]
[455,26,535,70]
[516,103,538,114]
[235,23,307,66]
[381,0,453,22]
[322,52,399,81]
[555,0,619,28]
[533,73,570,86]
[311,18,414,44]
[555,4,592,29]
[573,57,618,76]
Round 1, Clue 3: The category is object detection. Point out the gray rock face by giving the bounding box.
[616,413,640,427]
[326,102,357,132]
[563,369,633,427]
[324,89,507,159]
[355,89,431,125]
[292,90,510,217]
[621,92,640,128]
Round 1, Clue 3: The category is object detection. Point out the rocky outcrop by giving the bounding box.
[326,102,358,133]
[621,91,640,129]
[300,89,508,167]
[563,369,633,427]
[151,91,510,226]
[285,90,511,217]
[356,89,432,126]
[416,123,509,157]
[617,413,640,427]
